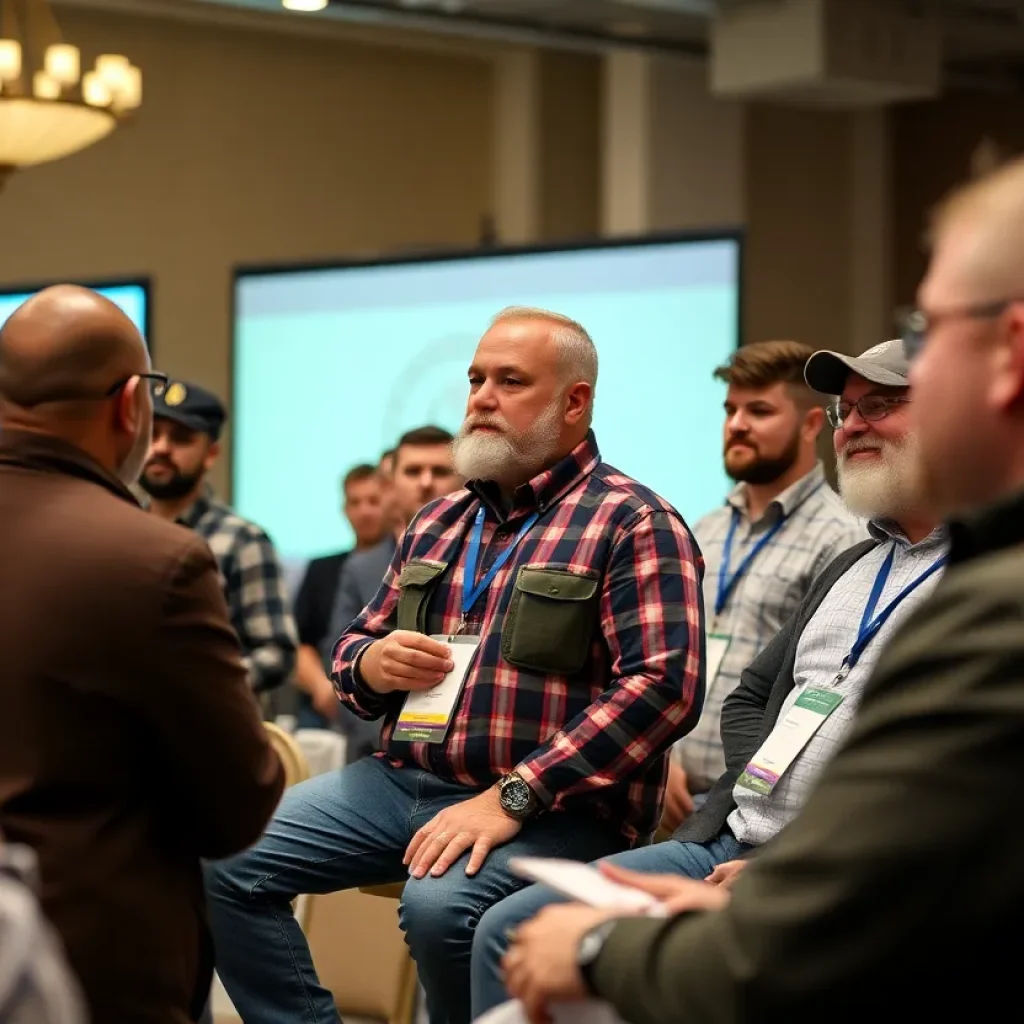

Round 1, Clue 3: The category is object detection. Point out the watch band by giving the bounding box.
[577,919,618,995]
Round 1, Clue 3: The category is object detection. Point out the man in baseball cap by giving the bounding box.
[150,378,227,441]
[140,378,297,696]
[803,340,927,534]
[803,338,909,394]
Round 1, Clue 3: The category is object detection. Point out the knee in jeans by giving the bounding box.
[398,875,477,950]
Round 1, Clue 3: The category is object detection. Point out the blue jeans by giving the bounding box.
[470,829,748,1018]
[204,757,625,1024]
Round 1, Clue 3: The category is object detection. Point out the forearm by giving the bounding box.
[293,644,332,697]
[517,668,701,808]
[332,634,399,720]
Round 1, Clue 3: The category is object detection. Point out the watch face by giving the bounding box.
[502,778,532,815]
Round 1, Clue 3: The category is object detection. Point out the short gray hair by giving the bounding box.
[490,306,598,391]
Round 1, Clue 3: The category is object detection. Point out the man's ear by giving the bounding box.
[116,377,143,436]
[564,382,592,426]
[203,439,221,472]
[802,404,825,441]
[991,307,1024,413]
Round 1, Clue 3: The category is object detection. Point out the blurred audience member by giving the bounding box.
[292,463,385,729]
[484,339,941,1015]
[141,380,298,695]
[0,838,85,1024]
[500,158,1024,1022]
[378,445,398,532]
[321,425,457,758]
[205,307,704,1024]
[670,341,864,829]
[0,287,284,1024]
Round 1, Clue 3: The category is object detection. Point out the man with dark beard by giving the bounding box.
[204,306,705,1024]
[667,341,864,826]
[140,380,297,695]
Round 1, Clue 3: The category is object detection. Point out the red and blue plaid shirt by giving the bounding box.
[332,432,705,841]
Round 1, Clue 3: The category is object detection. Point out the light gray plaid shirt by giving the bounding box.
[728,521,949,846]
[180,492,298,694]
[677,465,866,793]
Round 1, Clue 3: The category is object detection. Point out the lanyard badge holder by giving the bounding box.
[707,508,789,686]
[393,505,540,743]
[736,543,947,796]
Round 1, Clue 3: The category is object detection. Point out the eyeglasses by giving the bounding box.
[14,371,169,408]
[899,300,1016,361]
[827,395,910,430]
[105,372,169,397]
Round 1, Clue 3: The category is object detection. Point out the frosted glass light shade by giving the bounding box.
[0,97,116,167]
[45,44,80,86]
[0,40,21,81]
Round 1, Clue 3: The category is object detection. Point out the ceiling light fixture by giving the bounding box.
[0,0,141,192]
[282,0,329,11]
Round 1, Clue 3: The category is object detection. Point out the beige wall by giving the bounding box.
[2,7,493,491]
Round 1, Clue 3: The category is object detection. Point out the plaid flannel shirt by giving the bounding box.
[332,432,705,842]
[181,493,298,694]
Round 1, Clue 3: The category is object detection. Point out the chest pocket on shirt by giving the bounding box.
[396,559,448,633]
[502,565,600,676]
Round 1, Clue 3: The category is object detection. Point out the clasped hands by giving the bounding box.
[361,630,523,879]
[502,860,746,1024]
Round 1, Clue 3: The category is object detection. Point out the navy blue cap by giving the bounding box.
[153,379,226,441]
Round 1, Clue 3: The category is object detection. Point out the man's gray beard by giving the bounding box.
[837,435,922,521]
[453,401,564,485]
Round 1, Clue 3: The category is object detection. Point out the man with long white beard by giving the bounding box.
[483,339,949,1018]
[204,306,705,1024]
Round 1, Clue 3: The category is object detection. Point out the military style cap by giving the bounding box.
[804,339,909,396]
[153,379,227,441]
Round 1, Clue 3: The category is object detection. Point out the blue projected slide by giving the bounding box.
[0,282,148,339]
[234,237,741,563]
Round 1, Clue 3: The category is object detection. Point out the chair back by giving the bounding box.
[263,722,310,788]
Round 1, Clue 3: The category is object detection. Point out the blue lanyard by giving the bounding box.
[715,511,785,617]
[839,544,946,678]
[462,505,540,622]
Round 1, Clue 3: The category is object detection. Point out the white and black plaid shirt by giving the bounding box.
[180,493,298,693]
[677,465,866,793]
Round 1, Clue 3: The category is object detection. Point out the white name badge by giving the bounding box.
[706,633,731,687]
[735,687,844,796]
[392,635,480,744]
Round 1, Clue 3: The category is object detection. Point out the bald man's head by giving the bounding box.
[0,285,155,486]
[0,285,148,408]
[912,155,1024,517]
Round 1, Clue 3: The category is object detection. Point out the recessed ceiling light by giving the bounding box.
[282,0,328,11]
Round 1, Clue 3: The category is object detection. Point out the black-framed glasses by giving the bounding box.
[827,395,910,430]
[16,371,169,407]
[104,371,169,397]
[899,299,1015,361]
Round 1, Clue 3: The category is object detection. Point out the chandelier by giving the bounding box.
[0,0,142,190]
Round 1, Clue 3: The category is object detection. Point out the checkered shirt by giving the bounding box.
[728,521,949,846]
[677,465,866,793]
[332,431,705,842]
[181,493,298,693]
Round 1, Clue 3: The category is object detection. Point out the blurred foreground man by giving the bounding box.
[669,340,863,826]
[0,287,284,1024]
[482,339,942,1014]
[499,159,1024,1022]
[206,307,705,1024]
[141,380,298,695]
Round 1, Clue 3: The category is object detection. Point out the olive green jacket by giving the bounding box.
[592,487,1024,1022]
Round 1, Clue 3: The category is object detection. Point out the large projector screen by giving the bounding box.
[234,235,741,564]
[0,279,149,341]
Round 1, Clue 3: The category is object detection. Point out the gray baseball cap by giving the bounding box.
[804,339,909,396]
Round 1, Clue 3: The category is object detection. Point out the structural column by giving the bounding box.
[601,52,746,235]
